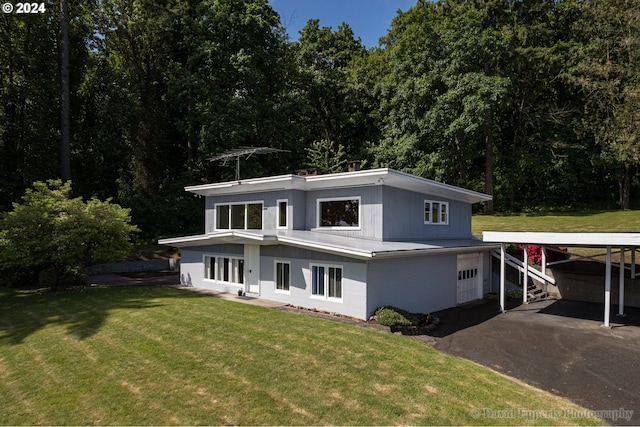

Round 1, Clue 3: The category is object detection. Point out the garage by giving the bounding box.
[457,253,483,304]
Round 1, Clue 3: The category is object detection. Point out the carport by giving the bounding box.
[482,232,640,327]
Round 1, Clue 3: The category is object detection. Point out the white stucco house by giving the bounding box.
[159,167,498,319]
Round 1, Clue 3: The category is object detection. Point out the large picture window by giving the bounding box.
[424,200,449,225]
[275,261,290,292]
[205,256,244,285]
[215,202,263,230]
[317,197,360,228]
[311,264,342,300]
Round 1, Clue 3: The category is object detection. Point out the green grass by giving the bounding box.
[473,210,640,237]
[474,210,640,262]
[0,286,603,426]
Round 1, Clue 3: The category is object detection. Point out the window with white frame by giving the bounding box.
[215,202,263,230]
[310,264,342,300]
[424,200,449,225]
[275,261,290,292]
[204,256,244,284]
[317,197,360,229]
[277,199,288,229]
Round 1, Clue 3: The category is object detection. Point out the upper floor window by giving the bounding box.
[277,199,288,229]
[424,200,449,225]
[317,197,360,229]
[215,202,263,230]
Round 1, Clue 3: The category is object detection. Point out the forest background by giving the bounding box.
[2,0,639,241]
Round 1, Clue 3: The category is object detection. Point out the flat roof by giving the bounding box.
[483,231,640,247]
[184,168,492,204]
[159,230,498,260]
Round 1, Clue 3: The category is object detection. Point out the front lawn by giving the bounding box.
[0,286,603,425]
[473,210,640,237]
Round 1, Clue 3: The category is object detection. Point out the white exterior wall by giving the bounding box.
[204,190,305,233]
[382,186,473,240]
[366,250,493,318]
[179,246,244,293]
[178,244,368,319]
[305,186,383,240]
[179,245,492,320]
[260,254,368,319]
[366,254,459,318]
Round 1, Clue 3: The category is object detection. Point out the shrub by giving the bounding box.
[517,245,569,265]
[374,306,420,326]
[507,288,523,300]
[0,180,138,290]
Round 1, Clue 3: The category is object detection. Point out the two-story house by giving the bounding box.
[159,168,498,320]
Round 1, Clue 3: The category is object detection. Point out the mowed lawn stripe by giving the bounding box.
[0,286,604,425]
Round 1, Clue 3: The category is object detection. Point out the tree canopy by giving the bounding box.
[1,0,639,241]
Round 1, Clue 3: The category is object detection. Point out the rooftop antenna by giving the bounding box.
[209,146,290,180]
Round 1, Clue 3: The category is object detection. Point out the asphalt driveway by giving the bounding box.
[430,298,640,425]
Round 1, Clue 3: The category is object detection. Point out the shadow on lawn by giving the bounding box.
[0,286,201,345]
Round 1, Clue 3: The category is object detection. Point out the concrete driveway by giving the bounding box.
[430,298,640,425]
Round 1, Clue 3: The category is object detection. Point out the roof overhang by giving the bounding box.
[159,231,278,248]
[483,231,640,247]
[160,231,499,261]
[184,168,492,204]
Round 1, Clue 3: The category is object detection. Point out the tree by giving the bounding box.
[305,139,347,173]
[294,20,372,160]
[371,0,510,210]
[60,0,71,182]
[0,0,92,209]
[164,0,297,180]
[0,180,138,290]
[570,0,640,209]
[0,6,61,209]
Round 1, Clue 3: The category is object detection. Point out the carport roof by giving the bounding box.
[483,231,640,247]
[483,230,640,328]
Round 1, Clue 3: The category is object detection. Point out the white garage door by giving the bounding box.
[457,253,483,304]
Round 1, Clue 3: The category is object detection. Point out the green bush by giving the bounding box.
[37,266,88,289]
[374,306,420,326]
[0,180,138,290]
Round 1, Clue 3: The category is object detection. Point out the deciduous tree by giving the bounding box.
[0,180,138,290]
[570,0,640,209]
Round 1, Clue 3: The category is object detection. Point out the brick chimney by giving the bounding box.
[347,161,362,172]
[297,168,321,176]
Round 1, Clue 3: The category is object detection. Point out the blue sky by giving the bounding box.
[269,0,417,48]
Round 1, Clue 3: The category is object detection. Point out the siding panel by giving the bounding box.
[260,253,367,319]
[366,254,458,318]
[205,190,306,233]
[305,186,383,240]
[382,186,473,240]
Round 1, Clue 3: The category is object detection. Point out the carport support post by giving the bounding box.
[500,243,506,313]
[523,245,529,304]
[619,247,625,317]
[603,246,612,328]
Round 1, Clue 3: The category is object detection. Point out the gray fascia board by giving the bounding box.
[370,243,501,259]
[182,168,492,204]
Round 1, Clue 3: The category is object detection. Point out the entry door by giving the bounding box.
[457,253,483,304]
[244,245,260,294]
